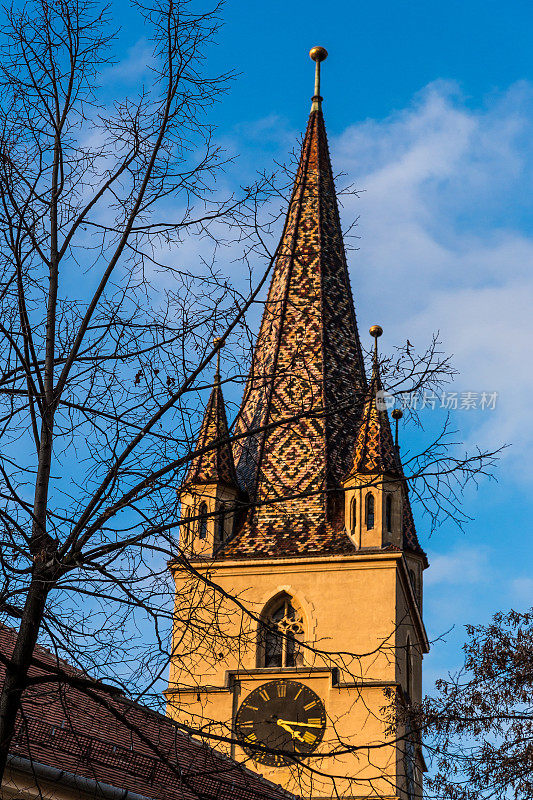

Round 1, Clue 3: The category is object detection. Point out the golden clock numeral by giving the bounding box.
[239,721,253,728]
[258,689,270,702]
[307,718,322,725]
[302,731,316,744]
[246,732,257,742]
[244,704,259,711]
[277,683,287,697]
[303,701,317,710]
[293,688,303,700]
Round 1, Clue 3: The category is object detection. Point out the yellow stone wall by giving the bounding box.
[167,551,427,799]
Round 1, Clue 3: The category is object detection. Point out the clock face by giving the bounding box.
[234,679,326,767]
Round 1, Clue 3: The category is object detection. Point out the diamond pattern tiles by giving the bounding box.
[347,368,399,478]
[183,381,238,489]
[222,109,367,559]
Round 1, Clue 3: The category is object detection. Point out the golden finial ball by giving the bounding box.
[392,409,403,421]
[213,337,224,348]
[369,324,383,338]
[309,46,328,63]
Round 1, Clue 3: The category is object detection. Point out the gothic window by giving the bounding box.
[365,493,375,530]
[182,507,191,545]
[258,594,304,668]
[198,502,208,539]
[386,494,392,533]
[350,496,357,531]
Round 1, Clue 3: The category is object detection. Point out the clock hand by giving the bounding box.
[276,719,305,742]
[276,719,323,728]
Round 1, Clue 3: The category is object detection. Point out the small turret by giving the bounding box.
[343,326,403,550]
[179,341,241,558]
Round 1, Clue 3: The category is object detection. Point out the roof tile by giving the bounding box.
[1,625,294,800]
[184,381,238,490]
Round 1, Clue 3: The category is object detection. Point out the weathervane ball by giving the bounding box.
[369,324,383,338]
[392,409,403,420]
[309,46,328,63]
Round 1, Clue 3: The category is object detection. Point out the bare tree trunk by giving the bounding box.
[0,125,64,772]
[0,574,50,775]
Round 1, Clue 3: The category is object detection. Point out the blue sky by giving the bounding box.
[111,0,533,690]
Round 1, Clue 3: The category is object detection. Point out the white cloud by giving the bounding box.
[103,39,154,84]
[330,81,533,477]
[425,545,491,587]
[509,577,533,607]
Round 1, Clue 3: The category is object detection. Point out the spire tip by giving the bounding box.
[369,325,383,378]
[392,408,403,449]
[309,46,328,63]
[213,337,224,382]
[309,46,328,111]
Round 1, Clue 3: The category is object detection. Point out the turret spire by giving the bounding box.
[179,342,242,557]
[183,345,238,490]
[346,326,399,479]
[343,327,426,559]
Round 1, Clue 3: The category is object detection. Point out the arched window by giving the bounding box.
[365,493,375,530]
[198,502,208,539]
[405,637,412,700]
[386,494,392,533]
[182,507,191,545]
[216,503,225,543]
[258,594,304,668]
[350,496,357,531]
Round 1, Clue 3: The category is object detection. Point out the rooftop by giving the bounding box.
[0,625,296,800]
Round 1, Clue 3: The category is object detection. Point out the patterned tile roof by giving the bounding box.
[1,624,294,800]
[346,363,399,478]
[220,106,367,559]
[183,378,238,490]
[192,96,425,563]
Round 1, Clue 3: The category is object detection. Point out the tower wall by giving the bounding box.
[167,552,426,799]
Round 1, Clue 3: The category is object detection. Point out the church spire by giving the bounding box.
[183,341,238,490]
[346,325,400,479]
[225,49,367,559]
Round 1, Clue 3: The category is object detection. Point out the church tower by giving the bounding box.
[166,48,429,800]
